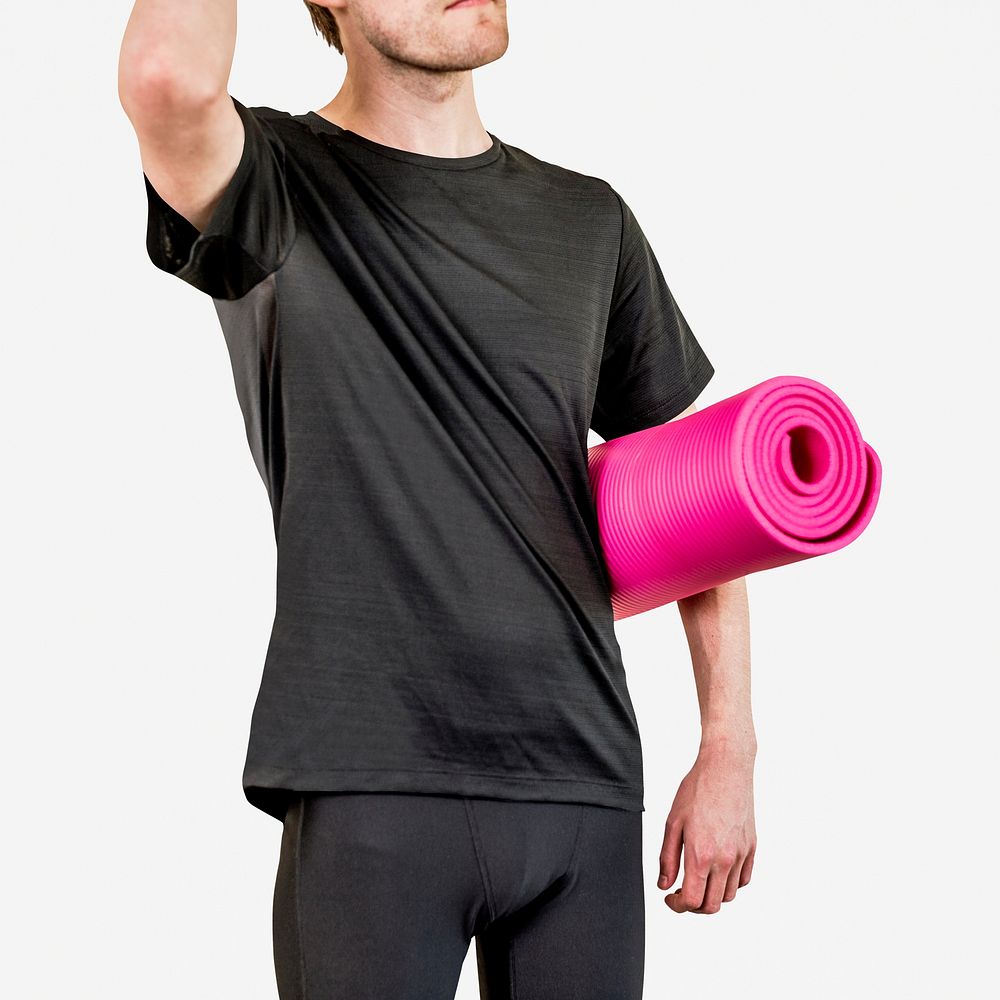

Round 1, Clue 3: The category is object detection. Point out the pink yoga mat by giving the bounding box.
[588,375,882,621]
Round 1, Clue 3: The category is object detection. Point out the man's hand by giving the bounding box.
[657,738,756,914]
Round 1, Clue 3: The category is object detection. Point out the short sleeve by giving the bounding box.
[590,189,715,440]
[142,95,297,300]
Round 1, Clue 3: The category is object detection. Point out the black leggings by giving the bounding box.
[272,791,645,999]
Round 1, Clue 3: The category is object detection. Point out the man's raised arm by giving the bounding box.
[118,0,245,234]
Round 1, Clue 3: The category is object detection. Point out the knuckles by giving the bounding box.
[688,843,742,870]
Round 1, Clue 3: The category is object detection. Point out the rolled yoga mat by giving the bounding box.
[588,374,882,621]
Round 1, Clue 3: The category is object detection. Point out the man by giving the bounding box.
[118,1,756,996]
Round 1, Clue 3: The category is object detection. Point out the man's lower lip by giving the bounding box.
[447,0,490,9]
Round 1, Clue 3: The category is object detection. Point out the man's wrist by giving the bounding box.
[699,724,757,758]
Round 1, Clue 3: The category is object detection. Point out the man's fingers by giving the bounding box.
[657,816,683,889]
[722,858,743,902]
[664,851,708,912]
[739,842,755,887]
[664,889,686,912]
[665,845,756,914]
[664,876,706,912]
[692,865,730,914]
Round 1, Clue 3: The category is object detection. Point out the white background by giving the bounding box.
[3,1,997,997]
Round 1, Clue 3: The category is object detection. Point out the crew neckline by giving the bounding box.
[301,111,502,170]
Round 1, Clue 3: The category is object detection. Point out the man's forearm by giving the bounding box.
[119,0,237,105]
[676,576,756,754]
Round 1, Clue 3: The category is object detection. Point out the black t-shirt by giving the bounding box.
[143,95,715,822]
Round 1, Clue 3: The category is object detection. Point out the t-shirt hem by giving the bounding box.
[596,353,716,441]
[242,764,644,822]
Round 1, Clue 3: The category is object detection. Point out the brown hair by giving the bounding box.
[303,3,344,55]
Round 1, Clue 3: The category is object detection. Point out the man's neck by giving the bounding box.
[314,62,491,158]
